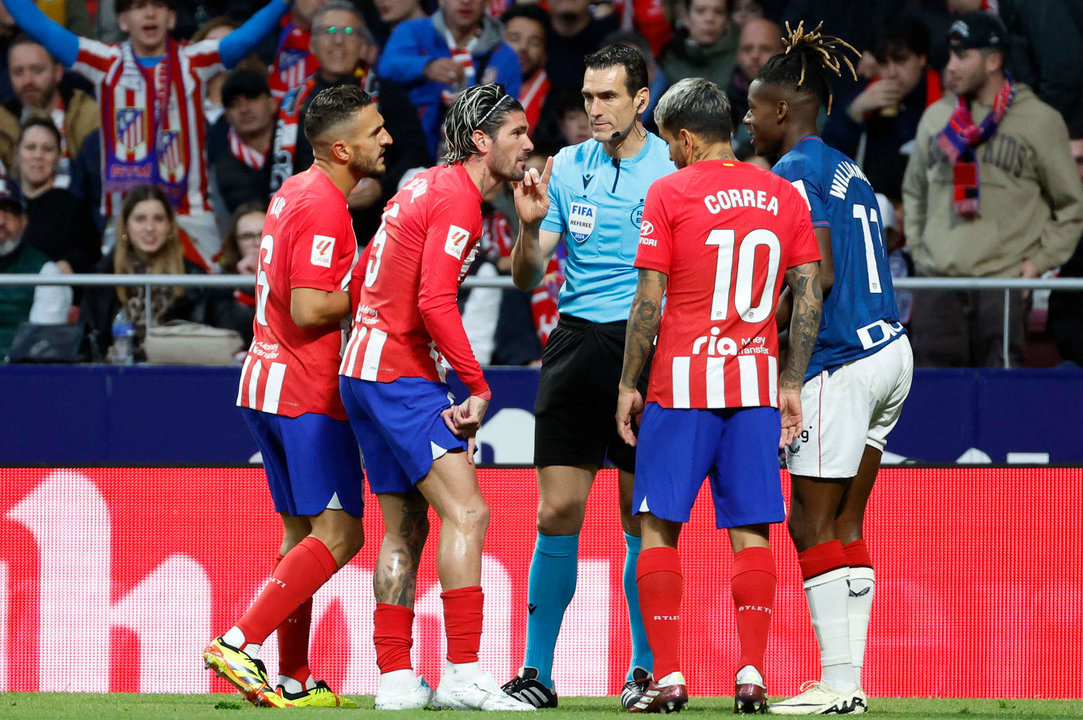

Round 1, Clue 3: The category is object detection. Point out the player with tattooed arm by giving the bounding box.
[615,77,823,715]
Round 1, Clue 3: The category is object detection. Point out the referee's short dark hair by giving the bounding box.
[303,84,374,144]
[584,44,649,98]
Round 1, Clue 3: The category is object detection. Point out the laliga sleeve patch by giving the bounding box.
[444,225,471,259]
[311,234,335,268]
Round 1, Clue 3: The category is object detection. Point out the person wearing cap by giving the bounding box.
[0,0,292,268]
[902,10,1083,367]
[269,0,430,245]
[213,69,276,214]
[0,175,72,358]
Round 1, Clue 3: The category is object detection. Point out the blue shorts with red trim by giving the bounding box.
[241,408,364,518]
[339,375,469,494]
[633,403,785,529]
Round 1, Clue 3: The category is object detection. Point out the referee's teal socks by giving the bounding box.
[523,532,579,689]
[624,532,654,681]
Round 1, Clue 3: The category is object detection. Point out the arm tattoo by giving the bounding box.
[781,261,823,390]
[373,502,430,606]
[620,269,667,388]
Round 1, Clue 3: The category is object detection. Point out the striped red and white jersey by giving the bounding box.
[238,167,359,419]
[339,164,489,397]
[636,160,820,410]
[74,37,222,220]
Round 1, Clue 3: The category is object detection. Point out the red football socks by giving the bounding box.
[732,546,776,673]
[272,552,313,683]
[237,537,338,647]
[442,586,483,664]
[374,603,416,673]
[636,546,683,680]
[798,540,849,581]
[842,539,872,569]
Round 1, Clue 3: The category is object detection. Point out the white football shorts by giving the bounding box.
[785,334,913,479]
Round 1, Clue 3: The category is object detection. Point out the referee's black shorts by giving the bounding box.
[534,314,650,473]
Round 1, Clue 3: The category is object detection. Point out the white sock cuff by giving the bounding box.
[849,566,875,583]
[445,660,481,680]
[803,567,850,589]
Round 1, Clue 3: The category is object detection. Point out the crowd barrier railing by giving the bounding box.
[2,274,1083,368]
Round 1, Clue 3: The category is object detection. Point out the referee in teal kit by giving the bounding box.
[503,43,676,710]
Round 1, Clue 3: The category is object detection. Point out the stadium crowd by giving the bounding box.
[0,0,1080,366]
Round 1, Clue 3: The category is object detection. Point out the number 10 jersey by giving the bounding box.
[636,159,820,410]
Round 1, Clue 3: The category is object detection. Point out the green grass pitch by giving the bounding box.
[2,695,1082,719]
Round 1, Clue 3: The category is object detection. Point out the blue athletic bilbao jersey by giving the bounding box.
[772,136,905,379]
[540,133,676,323]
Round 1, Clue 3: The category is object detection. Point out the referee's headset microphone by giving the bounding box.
[609,99,647,142]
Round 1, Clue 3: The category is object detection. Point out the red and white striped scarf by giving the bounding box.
[269,69,380,192]
[101,40,191,208]
[519,69,550,130]
[441,36,477,107]
[228,127,266,169]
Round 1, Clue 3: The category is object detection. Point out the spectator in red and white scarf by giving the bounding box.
[502,4,562,145]
[213,69,276,215]
[902,11,1083,367]
[267,0,327,99]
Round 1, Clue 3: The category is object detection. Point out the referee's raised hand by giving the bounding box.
[512,155,553,226]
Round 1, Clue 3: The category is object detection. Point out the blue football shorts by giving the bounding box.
[241,408,364,518]
[633,403,785,529]
[339,375,469,494]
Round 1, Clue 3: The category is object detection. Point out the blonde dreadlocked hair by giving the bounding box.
[755,20,860,115]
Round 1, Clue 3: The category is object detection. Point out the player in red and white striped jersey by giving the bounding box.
[338,84,537,712]
[205,85,392,709]
[614,78,822,715]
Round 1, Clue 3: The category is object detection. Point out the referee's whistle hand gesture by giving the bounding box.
[512,155,553,226]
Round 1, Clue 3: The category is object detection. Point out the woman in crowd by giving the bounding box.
[81,184,208,360]
[203,200,264,347]
[14,116,99,274]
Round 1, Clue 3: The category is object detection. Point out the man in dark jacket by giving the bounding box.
[213,70,276,214]
[269,0,430,244]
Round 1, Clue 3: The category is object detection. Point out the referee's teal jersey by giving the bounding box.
[540,133,676,323]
